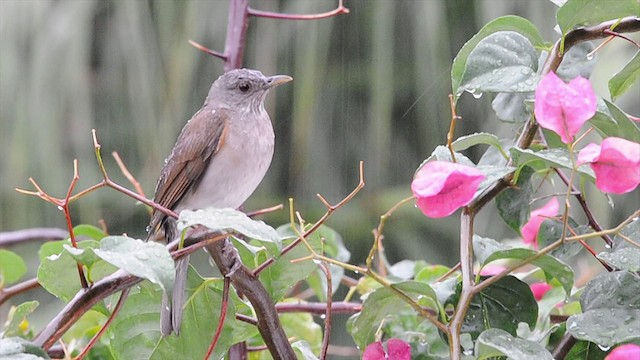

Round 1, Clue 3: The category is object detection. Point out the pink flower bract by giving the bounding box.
[534,72,597,144]
[605,344,640,360]
[578,137,640,194]
[411,161,485,218]
[521,198,559,249]
[363,338,411,360]
[530,282,553,301]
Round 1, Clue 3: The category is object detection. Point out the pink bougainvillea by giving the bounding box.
[411,161,485,218]
[578,137,640,194]
[605,344,640,360]
[363,338,411,360]
[521,198,559,249]
[534,72,597,144]
[530,282,553,301]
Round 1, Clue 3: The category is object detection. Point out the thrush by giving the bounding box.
[147,68,292,335]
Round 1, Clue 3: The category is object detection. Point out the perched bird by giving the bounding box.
[147,68,292,335]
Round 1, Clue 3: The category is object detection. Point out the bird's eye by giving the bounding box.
[238,82,250,93]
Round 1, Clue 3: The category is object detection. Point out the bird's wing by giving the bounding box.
[147,107,230,240]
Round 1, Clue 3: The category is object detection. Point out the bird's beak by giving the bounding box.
[265,75,293,88]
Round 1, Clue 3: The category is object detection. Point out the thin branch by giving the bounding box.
[274,301,361,315]
[447,94,459,162]
[246,203,284,217]
[204,277,231,360]
[112,151,148,202]
[447,209,475,358]
[554,169,612,246]
[253,161,365,275]
[318,262,332,360]
[0,278,40,306]
[248,0,349,20]
[0,228,68,247]
[73,288,130,360]
[188,39,226,60]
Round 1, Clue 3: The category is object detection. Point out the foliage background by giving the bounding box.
[1,0,638,352]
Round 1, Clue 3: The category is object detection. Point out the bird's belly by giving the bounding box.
[175,141,274,212]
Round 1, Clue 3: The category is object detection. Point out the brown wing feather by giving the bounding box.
[147,107,230,240]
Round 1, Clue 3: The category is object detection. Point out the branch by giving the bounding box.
[0,228,68,247]
[0,278,40,306]
[318,262,332,359]
[206,239,295,359]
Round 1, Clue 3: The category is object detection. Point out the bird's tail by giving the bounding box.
[160,255,190,336]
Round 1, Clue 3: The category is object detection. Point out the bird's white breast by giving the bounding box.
[174,111,275,212]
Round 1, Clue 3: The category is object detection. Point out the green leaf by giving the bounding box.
[0,250,27,285]
[511,147,596,180]
[3,301,39,337]
[492,92,534,123]
[415,265,451,284]
[496,166,535,233]
[259,225,323,301]
[589,100,640,143]
[380,307,450,358]
[292,340,320,360]
[476,165,517,196]
[93,236,175,295]
[556,42,597,81]
[177,207,283,254]
[38,239,102,301]
[565,340,607,360]
[0,337,50,359]
[475,328,554,359]
[567,308,640,347]
[452,132,508,159]
[349,281,439,349]
[448,276,538,339]
[557,0,639,33]
[62,309,108,353]
[70,224,107,241]
[474,235,574,295]
[580,271,640,311]
[108,268,253,360]
[424,145,476,167]
[452,15,545,97]
[458,31,539,96]
[610,51,640,101]
[598,247,640,271]
[538,219,585,260]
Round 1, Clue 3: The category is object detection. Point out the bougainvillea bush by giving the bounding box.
[1,0,639,359]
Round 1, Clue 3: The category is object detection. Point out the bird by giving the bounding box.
[146,68,292,335]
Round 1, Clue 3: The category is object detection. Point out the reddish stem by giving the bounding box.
[204,277,231,360]
[73,288,130,360]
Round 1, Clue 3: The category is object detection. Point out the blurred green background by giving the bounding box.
[1,0,638,353]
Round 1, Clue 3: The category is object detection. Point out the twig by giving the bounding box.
[318,262,332,360]
[447,94,459,162]
[0,278,40,306]
[253,161,365,275]
[73,288,130,360]
[188,40,227,60]
[112,152,148,204]
[554,169,612,246]
[447,209,475,358]
[204,277,231,360]
[248,0,349,20]
[0,228,68,247]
